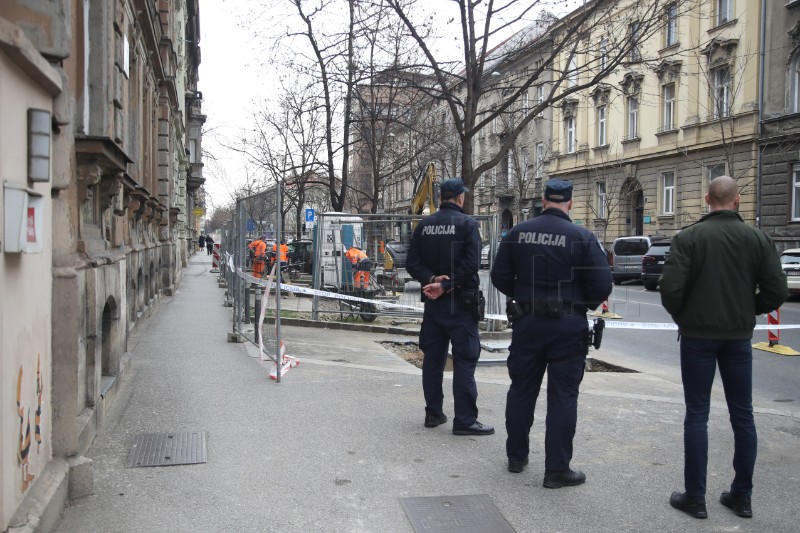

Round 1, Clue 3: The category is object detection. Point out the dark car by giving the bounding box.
[641,240,671,291]
[287,239,313,274]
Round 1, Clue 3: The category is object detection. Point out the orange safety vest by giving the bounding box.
[271,243,288,263]
[345,247,367,265]
[249,239,267,259]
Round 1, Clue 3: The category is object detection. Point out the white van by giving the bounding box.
[610,235,667,285]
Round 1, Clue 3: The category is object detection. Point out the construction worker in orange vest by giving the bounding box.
[270,240,289,266]
[270,239,290,297]
[345,245,372,290]
[248,234,268,278]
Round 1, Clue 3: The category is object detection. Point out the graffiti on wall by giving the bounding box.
[16,355,44,492]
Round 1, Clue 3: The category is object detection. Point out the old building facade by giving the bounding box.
[760,0,800,251]
[0,1,203,529]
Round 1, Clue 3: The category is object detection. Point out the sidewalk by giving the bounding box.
[54,254,799,533]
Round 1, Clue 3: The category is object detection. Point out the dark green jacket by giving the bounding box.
[659,210,788,340]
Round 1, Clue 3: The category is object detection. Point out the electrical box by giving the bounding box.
[4,182,44,253]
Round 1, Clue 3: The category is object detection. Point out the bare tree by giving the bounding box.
[387,0,699,213]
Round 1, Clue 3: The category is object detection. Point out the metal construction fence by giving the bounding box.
[309,212,501,324]
[217,189,502,381]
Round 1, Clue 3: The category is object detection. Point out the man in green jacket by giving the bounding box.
[660,175,788,520]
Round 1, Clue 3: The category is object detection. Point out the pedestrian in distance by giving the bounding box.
[490,179,612,488]
[406,178,493,436]
[198,234,205,251]
[205,234,214,256]
[660,175,788,520]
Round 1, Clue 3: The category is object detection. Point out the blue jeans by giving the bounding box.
[680,336,757,499]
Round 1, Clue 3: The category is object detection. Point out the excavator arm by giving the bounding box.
[410,162,438,216]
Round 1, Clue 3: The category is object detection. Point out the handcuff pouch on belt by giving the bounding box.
[460,288,485,321]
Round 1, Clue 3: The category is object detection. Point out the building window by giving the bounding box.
[792,52,800,113]
[663,83,675,130]
[535,143,545,180]
[507,150,516,186]
[626,96,639,139]
[567,56,578,87]
[597,181,607,218]
[713,65,731,118]
[707,163,726,182]
[793,164,800,220]
[535,85,545,116]
[665,4,678,47]
[630,22,641,61]
[597,105,607,146]
[521,148,529,180]
[491,166,497,186]
[492,115,498,134]
[599,37,608,70]
[662,171,675,215]
[565,116,576,153]
[522,92,529,117]
[717,0,732,26]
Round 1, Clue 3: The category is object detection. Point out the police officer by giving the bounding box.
[406,178,493,436]
[490,179,611,487]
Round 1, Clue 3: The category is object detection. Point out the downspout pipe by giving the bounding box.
[757,0,766,229]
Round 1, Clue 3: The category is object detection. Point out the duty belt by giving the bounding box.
[519,299,563,318]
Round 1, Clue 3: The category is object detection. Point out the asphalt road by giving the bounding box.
[603,282,800,408]
[409,272,799,408]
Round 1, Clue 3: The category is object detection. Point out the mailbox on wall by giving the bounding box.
[4,182,44,254]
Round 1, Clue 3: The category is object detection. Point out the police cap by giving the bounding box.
[544,179,573,202]
[440,178,469,199]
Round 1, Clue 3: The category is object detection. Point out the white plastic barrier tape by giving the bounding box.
[234,268,800,330]
[236,267,425,313]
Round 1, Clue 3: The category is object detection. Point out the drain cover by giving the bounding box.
[400,494,515,533]
[126,431,207,467]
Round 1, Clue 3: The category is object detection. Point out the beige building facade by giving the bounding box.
[549,0,761,243]
[0,1,203,530]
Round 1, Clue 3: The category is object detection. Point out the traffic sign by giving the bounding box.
[305,208,315,223]
[247,219,255,233]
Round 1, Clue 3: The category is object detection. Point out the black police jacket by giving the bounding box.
[406,202,481,293]
[490,208,612,314]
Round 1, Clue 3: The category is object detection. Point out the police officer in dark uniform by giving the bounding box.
[406,178,494,436]
[490,179,611,487]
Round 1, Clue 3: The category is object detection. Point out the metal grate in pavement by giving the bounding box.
[400,494,515,533]
[126,431,207,468]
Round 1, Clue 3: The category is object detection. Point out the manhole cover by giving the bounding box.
[126,431,207,468]
[400,494,515,533]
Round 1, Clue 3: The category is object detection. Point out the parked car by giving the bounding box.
[610,236,666,285]
[780,248,800,294]
[287,239,313,274]
[641,240,672,291]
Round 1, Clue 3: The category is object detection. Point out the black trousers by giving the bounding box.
[419,298,480,429]
[505,314,588,471]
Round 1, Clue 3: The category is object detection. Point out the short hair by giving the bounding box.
[708,176,738,206]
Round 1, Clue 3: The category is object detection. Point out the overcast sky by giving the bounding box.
[197,0,584,214]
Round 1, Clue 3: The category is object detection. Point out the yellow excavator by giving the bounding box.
[379,162,439,292]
